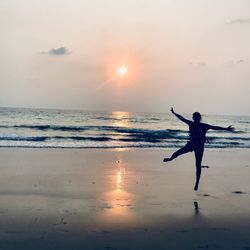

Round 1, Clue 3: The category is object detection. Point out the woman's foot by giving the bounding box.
[163,158,171,162]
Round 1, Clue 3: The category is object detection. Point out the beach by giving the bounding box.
[0,148,249,250]
[1,0,250,248]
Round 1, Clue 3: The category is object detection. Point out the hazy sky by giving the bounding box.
[0,0,250,115]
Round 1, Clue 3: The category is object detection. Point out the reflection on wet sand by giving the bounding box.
[193,200,204,222]
[100,162,135,222]
[194,201,200,216]
[117,167,125,191]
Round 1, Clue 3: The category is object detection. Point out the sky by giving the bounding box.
[0,0,250,115]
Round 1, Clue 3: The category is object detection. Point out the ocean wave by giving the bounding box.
[0,124,89,131]
[238,121,250,124]
[0,108,249,149]
[0,124,187,135]
[0,134,248,148]
[0,143,249,149]
[13,124,88,131]
[207,136,250,141]
[0,123,248,148]
[0,135,112,142]
[1,123,245,137]
[0,135,183,143]
[94,116,161,123]
[0,125,248,145]
[57,136,111,141]
[0,136,48,142]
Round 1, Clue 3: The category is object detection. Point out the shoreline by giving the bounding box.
[0,146,249,150]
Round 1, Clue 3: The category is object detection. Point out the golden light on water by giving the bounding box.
[111,111,131,128]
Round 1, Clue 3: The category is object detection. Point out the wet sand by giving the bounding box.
[0,148,250,250]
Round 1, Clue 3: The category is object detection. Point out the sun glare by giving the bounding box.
[117,65,128,77]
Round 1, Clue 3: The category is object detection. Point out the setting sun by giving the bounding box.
[117,65,128,77]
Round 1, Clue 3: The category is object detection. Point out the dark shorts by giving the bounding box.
[184,141,204,153]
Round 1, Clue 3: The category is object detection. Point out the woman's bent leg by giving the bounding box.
[164,143,192,162]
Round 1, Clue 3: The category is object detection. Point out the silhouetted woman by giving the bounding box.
[164,108,234,191]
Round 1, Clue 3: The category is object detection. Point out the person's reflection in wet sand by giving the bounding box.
[194,201,200,217]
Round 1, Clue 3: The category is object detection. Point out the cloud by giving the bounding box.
[226,18,250,25]
[236,59,244,64]
[41,47,71,56]
[197,62,207,67]
[189,61,207,67]
[226,59,245,67]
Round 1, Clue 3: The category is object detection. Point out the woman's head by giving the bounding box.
[193,112,202,122]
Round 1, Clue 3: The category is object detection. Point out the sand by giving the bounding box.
[0,148,249,250]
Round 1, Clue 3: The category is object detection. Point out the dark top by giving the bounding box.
[187,121,210,145]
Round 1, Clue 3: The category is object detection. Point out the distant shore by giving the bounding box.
[0,148,249,249]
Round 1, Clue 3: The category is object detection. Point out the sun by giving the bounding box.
[117,65,128,77]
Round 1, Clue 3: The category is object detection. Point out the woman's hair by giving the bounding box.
[192,112,202,122]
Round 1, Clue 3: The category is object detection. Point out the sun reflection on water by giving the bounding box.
[111,111,131,128]
[100,161,134,222]
[111,111,131,146]
[117,167,126,191]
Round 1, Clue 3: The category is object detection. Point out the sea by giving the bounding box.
[0,107,249,149]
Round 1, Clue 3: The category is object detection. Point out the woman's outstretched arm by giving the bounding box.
[208,125,234,131]
[171,108,191,124]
